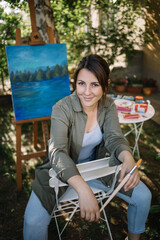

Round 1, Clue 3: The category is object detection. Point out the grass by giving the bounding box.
[0,102,160,240]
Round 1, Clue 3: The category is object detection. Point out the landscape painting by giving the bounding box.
[6,44,71,121]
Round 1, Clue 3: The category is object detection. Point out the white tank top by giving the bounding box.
[78,124,103,163]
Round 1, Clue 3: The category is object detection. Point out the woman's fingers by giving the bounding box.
[124,170,140,191]
[95,210,100,221]
[89,212,96,222]
[85,211,91,221]
[118,153,141,191]
[81,205,100,221]
[81,208,100,222]
[81,209,85,219]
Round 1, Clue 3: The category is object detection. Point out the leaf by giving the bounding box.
[110,217,120,225]
[150,205,160,214]
[155,152,160,160]
[82,225,88,230]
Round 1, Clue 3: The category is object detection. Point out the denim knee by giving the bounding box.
[24,191,51,228]
[132,181,152,209]
[24,210,41,228]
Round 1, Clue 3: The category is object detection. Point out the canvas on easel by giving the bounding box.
[5,0,70,191]
[6,44,71,121]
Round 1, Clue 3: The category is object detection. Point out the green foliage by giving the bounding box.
[3,0,27,9]
[0,7,20,88]
[0,106,16,183]
[51,0,147,65]
[0,1,30,88]
[0,0,151,86]
[146,227,160,240]
[127,76,143,87]
[150,196,160,214]
[115,79,127,86]
[150,205,160,214]
[156,152,160,160]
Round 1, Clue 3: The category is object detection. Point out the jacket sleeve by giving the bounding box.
[48,99,80,183]
[103,100,132,163]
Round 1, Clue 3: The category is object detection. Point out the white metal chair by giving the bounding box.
[49,157,122,240]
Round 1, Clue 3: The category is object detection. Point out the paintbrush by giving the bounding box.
[100,158,142,212]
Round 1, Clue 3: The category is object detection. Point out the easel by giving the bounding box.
[12,0,55,191]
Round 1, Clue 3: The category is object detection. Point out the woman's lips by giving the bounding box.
[83,97,93,101]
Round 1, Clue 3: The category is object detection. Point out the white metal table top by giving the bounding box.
[117,104,155,124]
[111,97,155,124]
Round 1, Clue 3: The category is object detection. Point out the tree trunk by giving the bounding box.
[34,0,60,43]
[1,71,5,92]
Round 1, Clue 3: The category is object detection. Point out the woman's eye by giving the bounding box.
[92,83,99,87]
[78,81,84,85]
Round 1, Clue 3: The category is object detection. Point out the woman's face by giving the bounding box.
[76,68,103,110]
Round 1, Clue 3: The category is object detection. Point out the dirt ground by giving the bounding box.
[0,93,160,240]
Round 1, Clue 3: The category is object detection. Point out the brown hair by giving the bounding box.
[73,54,110,103]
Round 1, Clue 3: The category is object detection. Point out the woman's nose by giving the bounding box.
[84,85,91,95]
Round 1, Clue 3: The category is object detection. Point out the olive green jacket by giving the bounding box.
[32,92,132,214]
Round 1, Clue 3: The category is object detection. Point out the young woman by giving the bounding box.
[23,54,151,240]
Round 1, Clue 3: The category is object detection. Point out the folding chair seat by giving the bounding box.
[49,157,122,240]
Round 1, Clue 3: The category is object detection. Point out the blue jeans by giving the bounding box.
[23,180,151,239]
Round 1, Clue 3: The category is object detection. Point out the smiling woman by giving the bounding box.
[73,55,110,103]
[76,69,103,112]
[73,55,110,133]
[23,54,151,240]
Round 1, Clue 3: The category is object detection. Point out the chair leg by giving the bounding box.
[60,206,78,236]
[53,205,79,240]
[54,211,62,240]
[99,194,113,240]
[101,207,113,240]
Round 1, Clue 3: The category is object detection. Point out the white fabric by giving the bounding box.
[78,124,102,162]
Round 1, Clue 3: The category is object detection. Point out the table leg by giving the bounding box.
[132,122,144,159]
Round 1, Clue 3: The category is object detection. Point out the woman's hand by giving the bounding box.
[78,184,100,222]
[67,175,100,222]
[118,151,140,192]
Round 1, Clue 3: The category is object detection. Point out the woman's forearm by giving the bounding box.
[67,175,100,221]
[67,175,90,195]
[118,150,135,163]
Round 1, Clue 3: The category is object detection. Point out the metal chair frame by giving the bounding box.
[49,157,122,240]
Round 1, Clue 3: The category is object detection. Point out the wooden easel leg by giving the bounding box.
[41,120,49,150]
[33,121,38,148]
[16,124,22,191]
[16,28,21,45]
[47,27,55,44]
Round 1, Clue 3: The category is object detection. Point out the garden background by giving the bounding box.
[0,0,160,239]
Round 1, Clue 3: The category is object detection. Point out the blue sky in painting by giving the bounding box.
[6,43,68,74]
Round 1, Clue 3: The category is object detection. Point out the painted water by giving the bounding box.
[11,76,71,121]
